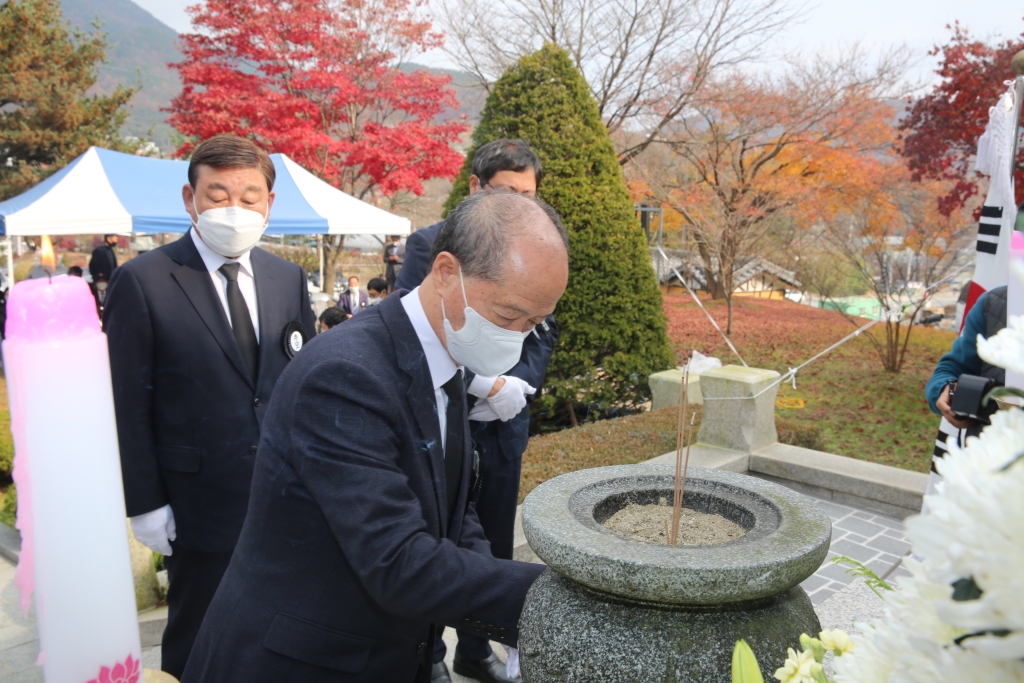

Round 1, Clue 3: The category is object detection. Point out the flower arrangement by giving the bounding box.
[734,264,1024,683]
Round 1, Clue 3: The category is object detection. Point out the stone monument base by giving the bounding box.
[520,570,819,683]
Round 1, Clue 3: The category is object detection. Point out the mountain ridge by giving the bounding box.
[58,0,483,153]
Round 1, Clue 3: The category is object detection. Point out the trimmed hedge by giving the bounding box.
[444,44,674,428]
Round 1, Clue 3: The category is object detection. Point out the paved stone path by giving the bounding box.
[799,497,912,606]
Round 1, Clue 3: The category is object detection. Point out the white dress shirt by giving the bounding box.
[190,229,260,341]
[401,287,460,452]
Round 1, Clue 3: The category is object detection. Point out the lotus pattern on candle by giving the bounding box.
[85,654,140,683]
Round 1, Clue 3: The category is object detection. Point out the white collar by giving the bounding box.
[190,229,254,278]
[400,287,459,391]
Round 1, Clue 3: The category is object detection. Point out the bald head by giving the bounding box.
[430,191,568,283]
[418,191,569,354]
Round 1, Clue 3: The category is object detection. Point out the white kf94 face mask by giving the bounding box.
[442,267,529,377]
[192,197,269,258]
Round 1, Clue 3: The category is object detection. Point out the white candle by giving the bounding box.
[3,269,141,682]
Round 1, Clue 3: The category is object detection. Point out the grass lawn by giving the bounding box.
[521,295,950,501]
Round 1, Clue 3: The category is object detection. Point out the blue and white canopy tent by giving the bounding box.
[0,146,411,283]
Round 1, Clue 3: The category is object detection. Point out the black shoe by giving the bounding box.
[453,652,519,683]
[431,661,453,682]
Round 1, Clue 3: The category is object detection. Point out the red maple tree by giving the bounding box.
[900,22,1024,215]
[168,0,466,198]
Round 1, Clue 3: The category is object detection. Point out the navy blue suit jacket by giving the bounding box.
[394,221,442,292]
[103,232,316,552]
[181,293,545,683]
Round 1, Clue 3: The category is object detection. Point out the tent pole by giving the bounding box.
[317,235,325,295]
[5,237,12,288]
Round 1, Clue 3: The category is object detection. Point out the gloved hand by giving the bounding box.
[129,504,176,556]
[468,376,536,422]
[506,646,520,679]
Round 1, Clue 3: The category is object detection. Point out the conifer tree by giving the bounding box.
[445,44,673,426]
[0,0,139,200]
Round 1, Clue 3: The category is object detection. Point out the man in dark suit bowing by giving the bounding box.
[397,139,555,683]
[182,191,568,683]
[103,135,316,679]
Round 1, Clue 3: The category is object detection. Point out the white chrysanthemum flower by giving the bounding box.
[820,313,1024,682]
[834,559,962,683]
[978,314,1024,375]
[906,409,1024,640]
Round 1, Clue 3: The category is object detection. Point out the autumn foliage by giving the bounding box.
[900,22,1024,215]
[167,0,467,200]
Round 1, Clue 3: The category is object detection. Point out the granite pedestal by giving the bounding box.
[519,464,831,682]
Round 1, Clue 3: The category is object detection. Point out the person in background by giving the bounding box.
[103,134,316,679]
[395,139,556,683]
[926,285,1007,442]
[339,275,369,318]
[319,306,347,331]
[89,234,119,313]
[89,234,119,282]
[67,266,83,277]
[181,191,567,683]
[384,235,405,293]
[367,277,388,305]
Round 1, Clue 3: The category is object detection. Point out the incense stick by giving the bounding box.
[680,411,695,514]
[670,360,690,545]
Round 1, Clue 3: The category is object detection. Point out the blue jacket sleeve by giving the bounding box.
[394,229,433,291]
[925,294,988,414]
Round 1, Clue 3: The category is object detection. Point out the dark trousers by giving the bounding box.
[162,546,234,679]
[386,265,401,294]
[434,438,523,663]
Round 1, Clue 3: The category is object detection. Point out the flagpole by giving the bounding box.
[1012,51,1024,175]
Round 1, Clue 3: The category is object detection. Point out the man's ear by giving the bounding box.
[468,175,481,195]
[430,252,459,292]
[266,190,276,215]
[182,184,197,220]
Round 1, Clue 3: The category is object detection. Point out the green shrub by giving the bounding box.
[444,44,673,428]
[0,483,16,529]
[0,409,12,480]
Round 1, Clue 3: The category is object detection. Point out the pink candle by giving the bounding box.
[3,274,141,682]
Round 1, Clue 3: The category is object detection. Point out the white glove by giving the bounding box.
[129,504,176,556]
[506,647,520,679]
[467,376,536,422]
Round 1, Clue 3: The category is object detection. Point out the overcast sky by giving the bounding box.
[131,0,1020,85]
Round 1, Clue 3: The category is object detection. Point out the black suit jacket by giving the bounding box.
[394,221,441,291]
[103,232,315,552]
[181,293,545,683]
[89,244,118,281]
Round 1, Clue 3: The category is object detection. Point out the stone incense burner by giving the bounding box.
[518,464,832,682]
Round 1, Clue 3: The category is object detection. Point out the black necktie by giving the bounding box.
[219,263,259,382]
[442,373,466,520]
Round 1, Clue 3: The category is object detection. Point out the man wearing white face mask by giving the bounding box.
[103,135,316,679]
[181,191,569,683]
